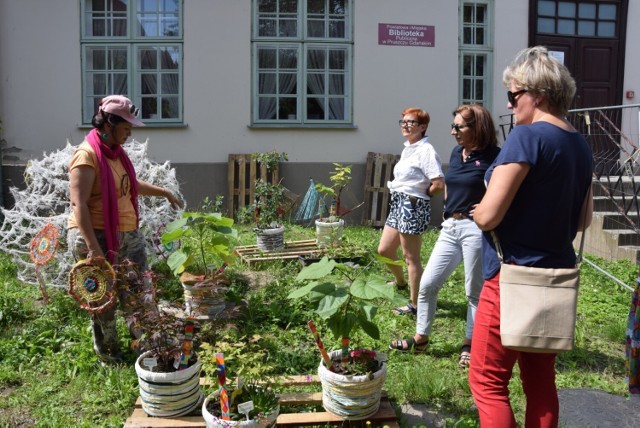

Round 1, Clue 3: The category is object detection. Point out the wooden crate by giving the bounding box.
[227,154,279,218]
[234,239,323,266]
[362,152,400,227]
[124,375,399,428]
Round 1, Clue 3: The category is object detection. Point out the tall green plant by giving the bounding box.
[161,212,237,277]
[288,257,395,345]
[315,163,352,221]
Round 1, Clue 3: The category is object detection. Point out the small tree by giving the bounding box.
[315,163,352,221]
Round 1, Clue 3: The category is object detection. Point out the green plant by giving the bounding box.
[253,150,288,172]
[161,211,237,277]
[315,163,352,221]
[287,256,396,373]
[254,178,288,230]
[199,336,279,421]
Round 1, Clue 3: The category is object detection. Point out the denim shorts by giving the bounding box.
[385,191,431,235]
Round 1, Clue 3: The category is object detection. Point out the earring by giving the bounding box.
[102,133,109,140]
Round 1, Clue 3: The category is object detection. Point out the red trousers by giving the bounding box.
[468,273,559,427]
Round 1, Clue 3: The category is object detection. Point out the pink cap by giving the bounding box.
[99,95,145,127]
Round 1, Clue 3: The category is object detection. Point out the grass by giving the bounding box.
[0,223,635,427]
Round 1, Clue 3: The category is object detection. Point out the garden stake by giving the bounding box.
[178,317,195,370]
[216,353,231,420]
[307,320,334,372]
[341,337,350,364]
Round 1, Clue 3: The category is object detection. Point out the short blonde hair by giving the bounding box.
[502,46,576,115]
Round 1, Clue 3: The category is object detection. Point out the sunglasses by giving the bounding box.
[507,89,528,106]
[129,104,140,117]
[451,123,468,133]
[399,120,420,127]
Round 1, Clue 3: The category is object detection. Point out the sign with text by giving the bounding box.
[378,23,435,47]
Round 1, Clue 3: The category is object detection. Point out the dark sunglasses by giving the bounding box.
[451,123,468,133]
[507,89,528,106]
[129,104,140,117]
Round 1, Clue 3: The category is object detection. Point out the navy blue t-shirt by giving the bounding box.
[482,122,593,279]
[444,145,500,218]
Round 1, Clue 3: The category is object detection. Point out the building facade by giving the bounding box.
[1,0,638,221]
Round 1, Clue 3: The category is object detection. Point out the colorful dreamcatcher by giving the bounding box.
[29,223,60,303]
[68,258,118,314]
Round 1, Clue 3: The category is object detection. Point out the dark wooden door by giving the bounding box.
[530,0,628,109]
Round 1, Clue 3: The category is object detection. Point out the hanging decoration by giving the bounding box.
[29,223,60,303]
[68,258,118,314]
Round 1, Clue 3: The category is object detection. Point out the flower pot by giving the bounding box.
[179,272,230,319]
[202,390,280,428]
[315,219,345,248]
[255,225,285,252]
[135,350,204,417]
[317,350,388,420]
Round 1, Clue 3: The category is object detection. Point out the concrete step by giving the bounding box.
[592,176,640,197]
[593,195,640,213]
[580,213,640,264]
[599,212,640,231]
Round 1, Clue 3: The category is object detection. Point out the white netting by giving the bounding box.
[0,139,184,288]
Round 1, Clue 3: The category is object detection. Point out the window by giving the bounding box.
[537,1,618,37]
[80,0,183,124]
[252,0,353,126]
[459,1,493,106]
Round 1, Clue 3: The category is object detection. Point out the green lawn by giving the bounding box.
[0,224,635,427]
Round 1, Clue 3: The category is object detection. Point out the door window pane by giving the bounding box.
[578,3,596,19]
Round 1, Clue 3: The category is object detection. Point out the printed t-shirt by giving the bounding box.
[67,141,137,231]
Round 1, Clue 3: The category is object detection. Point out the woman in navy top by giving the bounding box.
[389,104,499,369]
[470,46,593,427]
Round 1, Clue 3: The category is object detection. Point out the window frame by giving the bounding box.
[251,0,354,128]
[79,0,184,125]
[458,0,494,107]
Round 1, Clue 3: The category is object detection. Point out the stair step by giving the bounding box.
[599,229,640,246]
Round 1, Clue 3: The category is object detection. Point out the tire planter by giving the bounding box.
[202,390,280,428]
[182,282,227,319]
[135,350,204,417]
[315,219,344,248]
[255,226,285,252]
[317,350,387,420]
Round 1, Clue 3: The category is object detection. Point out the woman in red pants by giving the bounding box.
[471,46,593,427]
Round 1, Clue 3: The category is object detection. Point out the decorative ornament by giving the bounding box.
[178,317,196,370]
[68,258,117,314]
[29,223,60,303]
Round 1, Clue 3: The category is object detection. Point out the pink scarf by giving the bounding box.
[86,128,139,263]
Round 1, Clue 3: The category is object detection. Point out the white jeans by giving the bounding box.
[416,217,483,339]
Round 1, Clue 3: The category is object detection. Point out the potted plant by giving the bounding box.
[314,163,353,248]
[199,338,280,428]
[287,256,397,420]
[252,150,288,252]
[161,204,238,318]
[122,267,204,417]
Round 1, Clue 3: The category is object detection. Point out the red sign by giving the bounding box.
[378,23,435,47]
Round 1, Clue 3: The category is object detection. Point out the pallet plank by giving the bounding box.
[126,373,399,427]
[362,152,400,227]
[234,240,325,266]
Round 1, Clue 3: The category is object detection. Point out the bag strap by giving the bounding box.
[491,192,590,266]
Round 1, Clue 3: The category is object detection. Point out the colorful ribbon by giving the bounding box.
[341,337,350,364]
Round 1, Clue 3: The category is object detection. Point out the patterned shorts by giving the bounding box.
[385,191,431,235]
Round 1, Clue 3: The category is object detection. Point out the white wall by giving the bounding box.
[0,1,466,165]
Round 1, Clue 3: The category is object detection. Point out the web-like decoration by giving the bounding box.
[0,139,184,288]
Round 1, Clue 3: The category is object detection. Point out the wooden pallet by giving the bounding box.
[234,239,324,266]
[227,154,280,218]
[362,152,400,227]
[124,375,399,427]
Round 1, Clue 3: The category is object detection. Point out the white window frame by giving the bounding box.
[80,0,184,125]
[251,0,354,127]
[458,0,494,107]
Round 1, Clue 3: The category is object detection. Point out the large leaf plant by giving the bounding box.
[288,256,396,348]
[161,211,238,277]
